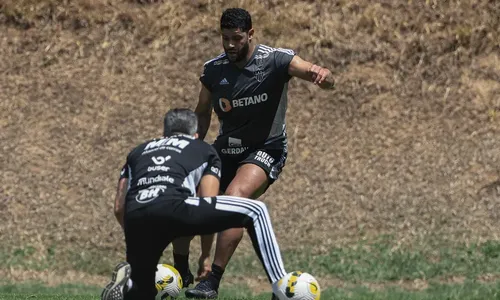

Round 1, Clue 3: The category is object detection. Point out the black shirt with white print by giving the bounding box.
[119,134,221,212]
[200,44,295,150]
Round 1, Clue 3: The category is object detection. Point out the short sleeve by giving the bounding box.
[199,64,212,92]
[274,48,296,79]
[203,146,222,180]
[119,163,129,180]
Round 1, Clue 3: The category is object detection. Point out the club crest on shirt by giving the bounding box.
[254,70,264,83]
[255,56,265,83]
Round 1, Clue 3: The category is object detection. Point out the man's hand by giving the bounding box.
[196,255,212,281]
[288,56,335,90]
[309,64,332,86]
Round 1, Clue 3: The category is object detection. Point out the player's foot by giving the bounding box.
[101,262,131,300]
[185,279,218,299]
[271,293,279,300]
[181,269,195,288]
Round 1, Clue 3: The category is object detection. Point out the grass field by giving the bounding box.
[2,281,500,300]
[2,239,500,299]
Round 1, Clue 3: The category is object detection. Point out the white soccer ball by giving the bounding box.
[155,264,183,299]
[275,271,321,300]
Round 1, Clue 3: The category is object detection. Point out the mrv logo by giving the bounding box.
[143,137,191,154]
[136,185,167,203]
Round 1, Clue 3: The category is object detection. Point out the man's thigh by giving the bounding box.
[218,156,239,194]
[179,197,253,236]
[219,142,288,198]
[225,163,269,199]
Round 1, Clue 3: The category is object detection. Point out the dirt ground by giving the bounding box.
[1,0,499,279]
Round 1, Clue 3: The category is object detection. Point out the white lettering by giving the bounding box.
[210,166,221,177]
[145,138,190,151]
[221,147,249,155]
[254,151,275,168]
[166,138,190,149]
[144,139,165,150]
[136,185,167,204]
[137,175,175,186]
[223,93,268,112]
[147,166,171,172]
[229,93,268,109]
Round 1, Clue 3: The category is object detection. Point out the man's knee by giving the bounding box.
[225,182,269,199]
[225,184,253,198]
[218,227,244,240]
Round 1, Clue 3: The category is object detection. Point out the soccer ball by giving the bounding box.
[155,264,183,299]
[275,271,321,300]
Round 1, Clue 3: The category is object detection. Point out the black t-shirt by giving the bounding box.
[119,134,221,212]
[200,44,295,153]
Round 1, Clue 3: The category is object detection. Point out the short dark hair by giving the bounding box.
[163,108,198,136]
[220,8,252,32]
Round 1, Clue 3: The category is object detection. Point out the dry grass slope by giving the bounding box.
[1,0,499,275]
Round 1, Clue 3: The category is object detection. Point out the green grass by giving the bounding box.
[2,238,500,299]
[225,238,500,282]
[2,281,500,300]
[4,239,500,283]
[0,283,101,295]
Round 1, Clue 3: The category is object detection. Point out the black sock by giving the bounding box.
[173,252,190,275]
[208,264,224,287]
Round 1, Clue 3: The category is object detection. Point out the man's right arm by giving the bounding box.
[195,85,212,141]
[195,149,221,280]
[195,173,220,280]
[114,177,128,229]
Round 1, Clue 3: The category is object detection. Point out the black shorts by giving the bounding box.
[214,139,288,193]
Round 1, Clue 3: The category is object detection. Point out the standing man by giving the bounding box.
[186,7,335,299]
[101,108,289,300]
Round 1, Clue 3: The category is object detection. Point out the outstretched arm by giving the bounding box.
[195,85,213,140]
[288,56,335,90]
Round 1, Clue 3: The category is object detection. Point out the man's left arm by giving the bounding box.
[288,55,335,90]
[195,147,222,280]
[114,164,129,229]
[114,177,128,229]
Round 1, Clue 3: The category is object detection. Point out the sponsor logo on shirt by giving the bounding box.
[254,151,275,168]
[219,78,230,85]
[218,93,268,112]
[210,166,221,177]
[221,137,249,155]
[136,185,167,203]
[138,175,175,186]
[143,137,191,154]
[152,156,171,165]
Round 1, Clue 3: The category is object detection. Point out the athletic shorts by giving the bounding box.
[214,139,288,193]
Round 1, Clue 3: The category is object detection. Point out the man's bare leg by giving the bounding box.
[185,164,269,299]
[213,164,269,269]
